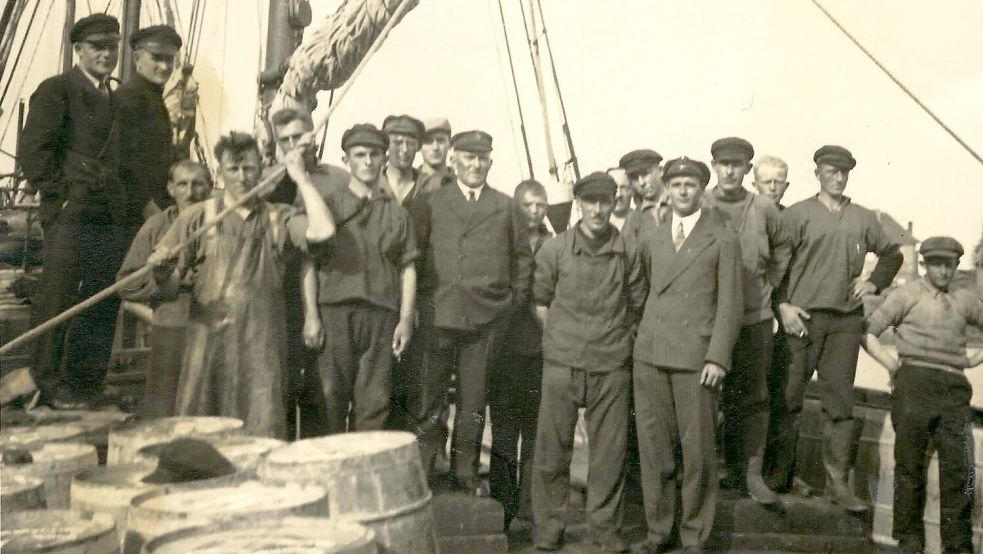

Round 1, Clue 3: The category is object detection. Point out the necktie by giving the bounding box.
[673,221,686,251]
[468,190,476,203]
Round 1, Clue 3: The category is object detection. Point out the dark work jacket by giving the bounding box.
[18,66,122,224]
[502,222,551,356]
[118,73,174,214]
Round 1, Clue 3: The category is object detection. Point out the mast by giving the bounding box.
[60,0,76,73]
[519,0,559,183]
[534,0,578,181]
[120,0,142,81]
[257,0,310,161]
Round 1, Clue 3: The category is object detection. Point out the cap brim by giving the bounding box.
[136,42,180,55]
[713,152,750,162]
[921,251,960,260]
[83,32,120,42]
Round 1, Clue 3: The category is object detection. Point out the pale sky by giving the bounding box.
[2,0,981,265]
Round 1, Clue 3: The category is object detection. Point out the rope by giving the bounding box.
[518,0,558,183]
[534,0,578,181]
[811,0,983,166]
[0,0,55,146]
[0,0,44,106]
[491,0,533,179]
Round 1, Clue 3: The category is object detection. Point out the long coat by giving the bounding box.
[117,73,174,213]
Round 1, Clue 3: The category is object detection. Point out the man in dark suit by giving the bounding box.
[633,158,743,554]
[415,130,532,495]
[18,14,128,409]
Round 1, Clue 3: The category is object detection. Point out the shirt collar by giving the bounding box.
[78,65,108,91]
[671,209,702,238]
[457,180,485,201]
[640,191,670,211]
[347,178,390,201]
[919,277,948,297]
[812,193,853,211]
[571,222,623,255]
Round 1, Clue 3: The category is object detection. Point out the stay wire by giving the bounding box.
[491,0,534,179]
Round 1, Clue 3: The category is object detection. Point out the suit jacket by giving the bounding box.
[118,73,174,213]
[635,209,743,372]
[18,66,122,223]
[417,183,532,331]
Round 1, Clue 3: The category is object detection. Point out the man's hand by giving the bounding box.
[779,302,811,337]
[700,362,726,389]
[147,247,177,281]
[850,278,877,300]
[284,147,309,184]
[967,349,983,368]
[303,314,324,351]
[392,317,414,359]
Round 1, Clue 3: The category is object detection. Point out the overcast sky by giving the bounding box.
[3,0,981,265]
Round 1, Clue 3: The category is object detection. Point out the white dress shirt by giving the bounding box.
[670,208,702,244]
[458,181,485,201]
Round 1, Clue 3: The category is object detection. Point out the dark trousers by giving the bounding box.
[489,352,543,524]
[31,216,133,398]
[764,324,789,480]
[722,320,773,467]
[315,302,397,434]
[532,362,629,539]
[892,364,974,553]
[769,310,862,489]
[418,318,504,480]
[389,298,434,432]
[634,361,717,549]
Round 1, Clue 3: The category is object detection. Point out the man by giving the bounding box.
[607,167,632,231]
[489,179,551,531]
[865,237,983,554]
[770,145,903,512]
[303,123,418,434]
[418,117,456,191]
[415,130,532,495]
[633,158,743,554]
[618,149,669,244]
[531,172,645,552]
[118,25,183,218]
[147,132,335,438]
[19,14,126,409]
[117,160,212,417]
[702,138,790,505]
[752,156,791,209]
[381,114,424,205]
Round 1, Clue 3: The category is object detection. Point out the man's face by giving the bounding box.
[387,133,420,171]
[453,150,492,188]
[421,133,450,168]
[343,145,385,185]
[275,119,316,167]
[219,149,261,199]
[75,37,120,79]
[133,48,176,85]
[167,165,211,209]
[923,257,957,291]
[815,163,849,199]
[518,191,548,228]
[712,159,752,194]
[666,175,705,217]
[610,170,632,216]
[577,193,615,236]
[627,164,664,201]
[752,164,789,205]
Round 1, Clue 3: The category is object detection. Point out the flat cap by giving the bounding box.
[663,157,711,186]
[574,171,617,198]
[423,117,452,137]
[129,24,182,52]
[451,130,493,153]
[919,236,964,260]
[711,137,754,162]
[618,149,663,173]
[814,145,856,170]
[70,14,120,43]
[140,438,236,485]
[382,114,425,141]
[341,123,389,151]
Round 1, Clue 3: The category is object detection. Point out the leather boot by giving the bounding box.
[764,410,799,493]
[745,412,779,505]
[822,417,868,513]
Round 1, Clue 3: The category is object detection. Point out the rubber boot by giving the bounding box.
[822,417,868,513]
[764,410,799,493]
[745,412,779,505]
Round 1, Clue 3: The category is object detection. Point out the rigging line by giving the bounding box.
[191,0,208,65]
[810,0,983,166]
[517,0,558,182]
[84,0,92,14]
[0,0,54,145]
[492,0,533,178]
[316,89,334,161]
[533,0,578,181]
[485,0,525,179]
[1,0,18,46]
[0,0,45,106]
[102,0,112,14]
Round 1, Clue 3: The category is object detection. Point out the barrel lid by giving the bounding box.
[0,423,86,449]
[112,416,244,439]
[136,435,284,467]
[265,431,416,464]
[72,463,156,487]
[0,474,43,495]
[0,510,115,550]
[145,517,375,553]
[134,481,326,515]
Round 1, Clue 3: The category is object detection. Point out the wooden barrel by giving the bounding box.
[0,510,117,553]
[143,517,377,554]
[107,416,244,465]
[124,480,327,553]
[133,435,285,471]
[3,442,98,509]
[258,431,438,554]
[0,423,87,450]
[1,475,46,513]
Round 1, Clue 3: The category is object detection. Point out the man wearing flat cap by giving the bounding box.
[414,129,532,496]
[702,137,791,505]
[633,157,743,553]
[618,148,670,245]
[864,236,983,554]
[768,145,903,512]
[19,13,127,409]
[530,172,645,552]
[418,117,456,189]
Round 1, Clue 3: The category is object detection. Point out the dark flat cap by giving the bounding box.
[711,137,754,162]
[341,123,389,151]
[919,236,964,260]
[618,149,663,173]
[814,145,856,170]
[663,157,711,186]
[452,130,493,153]
[382,114,425,141]
[70,14,120,43]
[574,171,617,198]
[130,25,182,52]
[140,438,236,485]
[423,117,452,138]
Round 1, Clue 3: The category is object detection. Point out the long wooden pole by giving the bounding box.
[0,0,416,357]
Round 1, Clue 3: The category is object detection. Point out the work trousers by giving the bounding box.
[892,364,974,553]
[140,324,186,418]
[769,309,862,489]
[388,298,434,432]
[418,317,504,480]
[634,361,717,549]
[489,352,543,525]
[764,321,790,481]
[31,215,133,398]
[532,362,629,539]
[721,319,773,466]
[315,301,397,434]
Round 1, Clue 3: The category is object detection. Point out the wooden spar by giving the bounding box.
[0,0,417,357]
[533,0,579,182]
[60,0,75,73]
[518,0,559,183]
[120,0,142,82]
